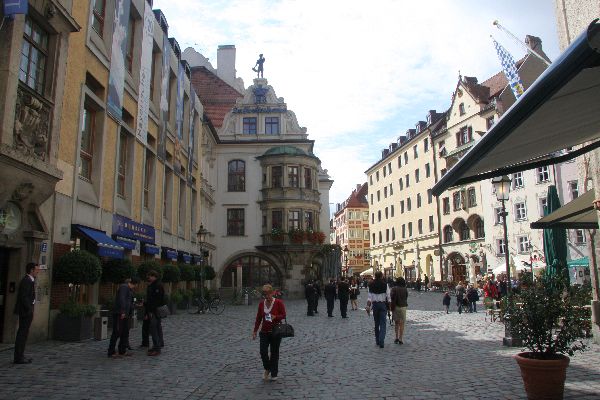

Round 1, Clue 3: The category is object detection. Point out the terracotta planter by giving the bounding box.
[514,352,570,400]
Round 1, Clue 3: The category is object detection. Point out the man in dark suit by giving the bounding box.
[324,278,337,317]
[337,277,350,318]
[313,280,321,314]
[107,277,139,358]
[14,262,39,364]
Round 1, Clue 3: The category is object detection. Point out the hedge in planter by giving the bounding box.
[161,264,181,283]
[179,264,195,282]
[136,261,163,281]
[102,258,136,284]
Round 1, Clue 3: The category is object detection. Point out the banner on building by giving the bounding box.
[135,2,154,145]
[174,62,185,173]
[492,37,525,100]
[187,87,196,184]
[3,0,28,15]
[157,34,171,161]
[106,0,131,120]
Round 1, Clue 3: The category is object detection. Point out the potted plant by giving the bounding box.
[53,250,102,341]
[161,264,181,313]
[288,228,305,244]
[136,260,163,281]
[510,274,591,399]
[179,263,195,291]
[270,227,284,242]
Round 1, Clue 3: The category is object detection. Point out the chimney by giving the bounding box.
[356,184,361,192]
[525,35,543,53]
[217,45,237,86]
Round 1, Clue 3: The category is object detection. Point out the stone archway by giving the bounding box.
[447,252,466,283]
[220,253,283,289]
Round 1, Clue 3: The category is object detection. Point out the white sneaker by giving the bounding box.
[263,370,270,380]
[270,376,278,381]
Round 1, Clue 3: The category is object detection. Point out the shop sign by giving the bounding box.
[112,214,155,243]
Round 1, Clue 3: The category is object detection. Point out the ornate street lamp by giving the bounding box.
[343,245,349,278]
[492,175,520,346]
[197,224,209,301]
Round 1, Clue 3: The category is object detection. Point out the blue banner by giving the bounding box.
[162,247,178,261]
[106,0,131,119]
[174,61,185,172]
[3,0,28,15]
[157,34,171,160]
[135,1,155,144]
[112,214,155,243]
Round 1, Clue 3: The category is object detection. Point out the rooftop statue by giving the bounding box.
[252,53,265,78]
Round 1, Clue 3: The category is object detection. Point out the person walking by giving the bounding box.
[304,280,316,316]
[390,277,408,344]
[349,278,359,311]
[337,277,350,318]
[455,281,466,314]
[145,271,165,356]
[108,277,139,358]
[466,284,479,313]
[442,291,451,313]
[366,271,390,348]
[324,278,337,317]
[252,284,286,381]
[424,274,429,292]
[13,262,39,364]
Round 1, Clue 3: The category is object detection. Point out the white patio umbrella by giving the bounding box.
[360,267,374,276]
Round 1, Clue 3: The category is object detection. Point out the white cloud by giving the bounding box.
[153,0,560,206]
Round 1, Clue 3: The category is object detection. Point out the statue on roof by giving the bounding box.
[252,54,265,78]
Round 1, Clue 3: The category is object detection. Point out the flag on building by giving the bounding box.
[492,37,525,99]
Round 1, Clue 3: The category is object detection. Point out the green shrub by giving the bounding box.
[169,289,183,306]
[102,258,136,284]
[54,250,102,285]
[59,301,97,317]
[179,264,195,282]
[162,264,181,283]
[99,297,115,311]
[203,265,216,281]
[193,265,203,281]
[137,261,162,281]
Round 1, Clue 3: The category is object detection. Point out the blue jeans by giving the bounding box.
[372,302,387,346]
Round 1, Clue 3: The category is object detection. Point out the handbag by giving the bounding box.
[156,304,169,318]
[272,318,294,339]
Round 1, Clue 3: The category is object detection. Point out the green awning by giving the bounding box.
[567,257,589,267]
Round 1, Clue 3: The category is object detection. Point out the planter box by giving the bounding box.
[53,314,93,342]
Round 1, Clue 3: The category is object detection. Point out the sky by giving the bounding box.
[152,0,561,214]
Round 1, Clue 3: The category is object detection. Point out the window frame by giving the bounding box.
[227,208,245,236]
[91,0,106,36]
[117,131,128,198]
[265,116,280,135]
[271,166,283,188]
[19,17,49,95]
[228,160,246,192]
[79,106,95,181]
[243,117,257,134]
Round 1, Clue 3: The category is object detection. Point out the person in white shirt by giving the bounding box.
[365,271,390,348]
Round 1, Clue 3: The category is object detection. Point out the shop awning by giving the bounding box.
[432,20,600,196]
[531,190,598,229]
[568,256,589,267]
[360,267,373,276]
[142,243,160,255]
[192,254,203,265]
[179,251,192,264]
[113,235,137,250]
[73,225,124,259]
[162,247,178,261]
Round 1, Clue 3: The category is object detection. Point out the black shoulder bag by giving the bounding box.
[272,318,294,339]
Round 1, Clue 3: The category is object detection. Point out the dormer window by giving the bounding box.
[459,103,465,116]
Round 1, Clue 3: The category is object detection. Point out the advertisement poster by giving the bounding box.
[106,0,131,120]
[157,34,171,160]
[174,62,185,172]
[135,2,154,144]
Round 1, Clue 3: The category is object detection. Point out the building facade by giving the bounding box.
[333,183,370,277]
[0,1,80,343]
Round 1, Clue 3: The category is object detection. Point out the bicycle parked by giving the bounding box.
[187,293,225,315]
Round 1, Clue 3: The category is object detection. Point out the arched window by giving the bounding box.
[228,160,245,192]
[443,226,453,243]
[475,218,485,238]
[459,221,470,241]
[221,255,282,288]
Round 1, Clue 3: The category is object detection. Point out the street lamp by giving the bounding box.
[492,175,520,347]
[197,224,209,302]
[343,245,349,278]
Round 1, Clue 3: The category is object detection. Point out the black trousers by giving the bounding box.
[14,313,33,362]
[149,314,164,351]
[306,298,315,315]
[259,331,282,377]
[108,314,130,355]
[326,297,335,316]
[314,297,319,313]
[339,297,349,317]
[141,318,149,346]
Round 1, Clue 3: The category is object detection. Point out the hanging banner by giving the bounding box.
[187,87,196,184]
[157,34,171,160]
[174,62,185,173]
[135,2,154,144]
[106,0,131,120]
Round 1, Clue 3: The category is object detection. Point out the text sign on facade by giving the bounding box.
[3,0,28,15]
[112,214,155,243]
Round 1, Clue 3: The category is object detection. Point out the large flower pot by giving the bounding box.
[514,352,570,400]
[53,314,93,342]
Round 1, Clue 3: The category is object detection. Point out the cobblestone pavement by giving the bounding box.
[1,291,599,400]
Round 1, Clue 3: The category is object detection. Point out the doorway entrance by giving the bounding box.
[0,248,9,342]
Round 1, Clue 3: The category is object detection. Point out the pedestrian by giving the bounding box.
[108,277,139,358]
[252,284,286,381]
[337,277,350,318]
[13,262,39,364]
[304,280,316,316]
[424,274,429,292]
[145,270,165,356]
[313,280,321,314]
[349,278,359,311]
[324,278,337,317]
[390,277,408,344]
[442,291,451,313]
[466,284,479,313]
[483,278,499,309]
[455,281,465,314]
[366,271,390,348]
[416,276,422,291]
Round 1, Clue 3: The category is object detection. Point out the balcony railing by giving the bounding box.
[261,233,325,247]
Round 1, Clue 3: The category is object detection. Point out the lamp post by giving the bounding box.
[492,175,520,347]
[343,245,349,278]
[197,224,208,302]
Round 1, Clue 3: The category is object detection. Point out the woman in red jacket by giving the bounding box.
[252,284,286,381]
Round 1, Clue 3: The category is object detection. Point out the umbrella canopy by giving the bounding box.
[567,257,589,268]
[543,185,568,280]
[360,267,374,277]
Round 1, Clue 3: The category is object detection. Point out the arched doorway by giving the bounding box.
[448,252,466,283]
[221,254,282,288]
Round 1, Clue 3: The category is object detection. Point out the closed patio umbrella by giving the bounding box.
[543,185,568,282]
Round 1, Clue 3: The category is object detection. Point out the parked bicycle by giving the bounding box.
[187,293,225,315]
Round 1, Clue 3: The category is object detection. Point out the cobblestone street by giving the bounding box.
[1,291,599,400]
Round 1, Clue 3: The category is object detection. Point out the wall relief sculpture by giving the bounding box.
[14,86,50,161]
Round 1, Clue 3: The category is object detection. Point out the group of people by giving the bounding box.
[443,281,480,314]
[304,277,361,318]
